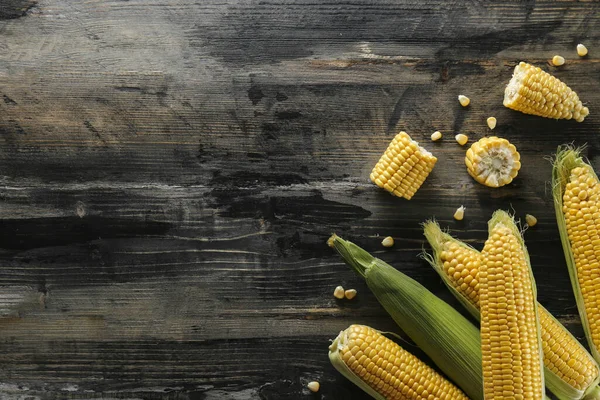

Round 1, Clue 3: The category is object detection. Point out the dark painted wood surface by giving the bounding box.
[0,0,599,398]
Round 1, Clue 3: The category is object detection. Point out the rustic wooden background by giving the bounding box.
[0,0,599,399]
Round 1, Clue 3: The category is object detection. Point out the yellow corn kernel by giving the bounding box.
[334,285,345,299]
[329,325,469,400]
[577,44,588,57]
[370,132,437,200]
[455,133,468,146]
[480,211,545,400]
[307,381,320,392]
[458,95,470,107]
[431,131,442,141]
[423,220,600,393]
[454,205,465,221]
[552,55,566,66]
[344,289,357,300]
[465,136,521,188]
[526,214,538,227]
[486,117,497,130]
[504,62,589,122]
[381,236,394,247]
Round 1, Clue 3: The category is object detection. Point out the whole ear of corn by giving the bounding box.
[480,210,545,399]
[553,147,600,365]
[423,220,600,400]
[370,131,437,200]
[329,234,483,399]
[329,324,470,400]
[504,62,589,122]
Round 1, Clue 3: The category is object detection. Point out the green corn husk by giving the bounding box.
[328,325,470,400]
[328,233,484,400]
[423,219,600,400]
[482,210,546,399]
[553,146,600,363]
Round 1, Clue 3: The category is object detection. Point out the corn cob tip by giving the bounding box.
[327,234,338,248]
[328,235,374,279]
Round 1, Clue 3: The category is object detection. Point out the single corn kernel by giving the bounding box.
[307,381,320,393]
[344,289,357,300]
[454,205,465,221]
[334,286,345,299]
[526,214,538,227]
[381,236,394,247]
[577,43,588,57]
[552,55,566,66]
[458,95,470,107]
[486,117,497,130]
[455,133,468,146]
[465,136,521,188]
[504,62,588,122]
[431,131,442,141]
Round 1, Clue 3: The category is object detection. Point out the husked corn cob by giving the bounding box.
[480,210,545,399]
[370,132,437,200]
[423,221,600,400]
[329,325,469,400]
[554,147,600,367]
[328,234,484,400]
[504,62,589,122]
[465,136,521,188]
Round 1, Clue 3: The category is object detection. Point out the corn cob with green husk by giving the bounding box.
[329,324,470,399]
[423,220,600,400]
[553,146,600,367]
[329,234,486,399]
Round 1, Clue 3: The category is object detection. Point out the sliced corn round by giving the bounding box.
[465,136,521,188]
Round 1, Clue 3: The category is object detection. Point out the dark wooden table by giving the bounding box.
[0,0,599,399]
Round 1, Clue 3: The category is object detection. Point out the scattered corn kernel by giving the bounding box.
[455,133,468,146]
[344,289,357,300]
[381,236,394,247]
[334,286,345,299]
[526,214,538,227]
[431,131,442,141]
[486,117,497,130]
[458,95,470,107]
[577,43,588,57]
[504,62,589,122]
[454,205,465,221]
[552,55,566,66]
[307,381,320,393]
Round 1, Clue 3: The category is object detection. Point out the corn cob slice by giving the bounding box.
[553,147,600,365]
[329,234,484,399]
[329,324,470,400]
[479,210,545,399]
[423,220,600,400]
[465,136,521,188]
[504,62,589,122]
[370,131,437,200]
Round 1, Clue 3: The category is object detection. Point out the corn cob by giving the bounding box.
[423,220,600,400]
[504,62,589,122]
[329,324,469,400]
[480,210,545,399]
[370,132,437,200]
[465,136,521,188]
[553,147,600,366]
[329,234,484,399]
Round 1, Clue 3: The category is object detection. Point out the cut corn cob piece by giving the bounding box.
[480,210,545,400]
[504,62,589,122]
[465,136,521,188]
[370,132,437,200]
[423,220,600,400]
[328,234,484,400]
[329,324,470,400]
[553,147,600,366]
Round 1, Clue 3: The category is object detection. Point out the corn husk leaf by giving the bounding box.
[329,233,483,400]
[422,218,600,400]
[552,145,600,363]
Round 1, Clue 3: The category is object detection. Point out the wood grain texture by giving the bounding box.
[0,0,599,398]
